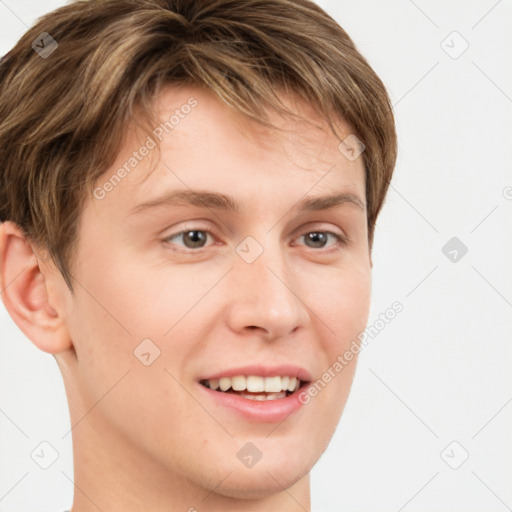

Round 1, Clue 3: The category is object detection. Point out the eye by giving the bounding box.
[294,229,347,250]
[164,228,216,250]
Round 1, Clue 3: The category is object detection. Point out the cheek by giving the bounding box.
[305,259,372,346]
[303,262,370,414]
[334,269,372,336]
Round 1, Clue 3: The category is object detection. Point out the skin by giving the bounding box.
[0,84,371,511]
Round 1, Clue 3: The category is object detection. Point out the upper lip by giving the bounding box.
[199,364,312,382]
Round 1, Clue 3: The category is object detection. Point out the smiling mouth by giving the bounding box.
[199,375,308,401]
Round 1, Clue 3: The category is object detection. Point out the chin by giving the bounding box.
[233,441,315,495]
[209,464,311,500]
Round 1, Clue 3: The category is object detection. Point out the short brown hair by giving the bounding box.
[0,0,397,292]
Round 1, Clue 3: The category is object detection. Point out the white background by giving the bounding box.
[1,1,511,511]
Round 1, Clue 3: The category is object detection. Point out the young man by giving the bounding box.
[0,0,397,510]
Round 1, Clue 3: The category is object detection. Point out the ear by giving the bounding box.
[0,221,73,354]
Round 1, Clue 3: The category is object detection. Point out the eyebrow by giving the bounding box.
[129,189,365,215]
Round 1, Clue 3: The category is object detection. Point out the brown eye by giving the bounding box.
[164,229,213,249]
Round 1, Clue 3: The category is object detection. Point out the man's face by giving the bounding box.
[57,85,371,498]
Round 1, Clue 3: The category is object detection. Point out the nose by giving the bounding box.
[225,239,309,341]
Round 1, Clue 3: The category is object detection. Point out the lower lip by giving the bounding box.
[197,383,309,423]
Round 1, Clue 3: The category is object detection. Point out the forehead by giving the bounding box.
[93,85,366,215]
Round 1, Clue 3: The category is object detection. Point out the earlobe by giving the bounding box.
[0,221,73,354]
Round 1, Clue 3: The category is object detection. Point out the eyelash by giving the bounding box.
[162,225,348,253]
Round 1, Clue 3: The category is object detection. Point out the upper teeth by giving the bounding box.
[205,375,300,393]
